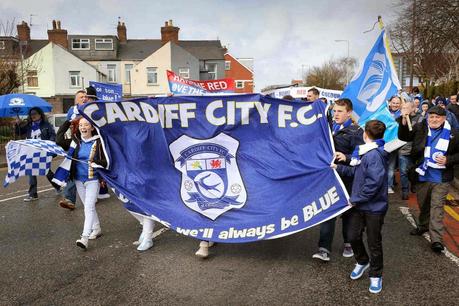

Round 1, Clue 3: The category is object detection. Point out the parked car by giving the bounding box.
[48,113,67,133]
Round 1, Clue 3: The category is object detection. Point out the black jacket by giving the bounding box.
[333,124,365,192]
[15,120,56,141]
[398,119,459,182]
[56,120,107,180]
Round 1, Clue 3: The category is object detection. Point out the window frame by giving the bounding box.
[107,64,117,83]
[69,71,81,88]
[95,38,114,50]
[71,38,90,50]
[27,70,38,88]
[225,60,231,71]
[236,80,244,89]
[124,64,134,84]
[206,63,217,80]
[146,67,158,85]
[178,67,190,79]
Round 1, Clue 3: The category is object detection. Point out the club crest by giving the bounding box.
[169,133,247,220]
[9,97,25,106]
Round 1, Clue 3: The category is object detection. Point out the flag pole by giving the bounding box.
[379,16,412,131]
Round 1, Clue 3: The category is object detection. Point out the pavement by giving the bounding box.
[1,167,458,305]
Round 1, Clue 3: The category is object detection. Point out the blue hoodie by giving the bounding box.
[337,146,389,214]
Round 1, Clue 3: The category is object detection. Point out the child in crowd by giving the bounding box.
[55,118,107,250]
[334,120,388,294]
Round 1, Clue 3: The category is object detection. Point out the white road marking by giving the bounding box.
[399,206,459,267]
[0,187,55,203]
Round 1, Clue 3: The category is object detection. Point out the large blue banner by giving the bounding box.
[80,94,351,243]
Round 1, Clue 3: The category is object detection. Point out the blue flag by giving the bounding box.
[80,95,351,243]
[341,30,401,143]
[89,81,122,102]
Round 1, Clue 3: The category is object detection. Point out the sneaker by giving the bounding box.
[388,187,394,194]
[59,199,75,210]
[342,243,354,258]
[89,228,102,240]
[369,277,382,294]
[24,196,38,202]
[137,238,153,252]
[431,242,444,253]
[312,248,330,262]
[195,241,211,258]
[133,232,145,246]
[410,227,428,236]
[76,236,89,250]
[350,263,370,280]
[97,193,110,200]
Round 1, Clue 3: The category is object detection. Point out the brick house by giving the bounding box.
[224,53,254,93]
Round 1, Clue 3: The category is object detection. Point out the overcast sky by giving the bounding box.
[1,0,399,90]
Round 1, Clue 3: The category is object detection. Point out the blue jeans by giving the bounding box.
[387,151,398,188]
[398,154,413,194]
[64,180,77,204]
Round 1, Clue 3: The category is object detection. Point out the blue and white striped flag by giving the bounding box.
[4,140,66,187]
[341,29,402,146]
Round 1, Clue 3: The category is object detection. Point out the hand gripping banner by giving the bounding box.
[80,94,351,243]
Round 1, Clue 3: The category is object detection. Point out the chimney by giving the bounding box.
[161,19,180,45]
[17,21,31,43]
[47,19,68,49]
[117,21,127,44]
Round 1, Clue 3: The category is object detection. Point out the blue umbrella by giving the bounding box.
[0,93,53,118]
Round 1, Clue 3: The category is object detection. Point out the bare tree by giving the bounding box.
[304,56,357,90]
[0,19,41,95]
[390,0,459,94]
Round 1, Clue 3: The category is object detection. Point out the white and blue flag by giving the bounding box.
[4,140,66,187]
[341,29,402,145]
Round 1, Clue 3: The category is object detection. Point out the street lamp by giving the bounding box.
[335,39,350,84]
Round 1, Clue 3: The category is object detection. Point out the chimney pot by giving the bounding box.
[48,20,68,48]
[52,20,57,29]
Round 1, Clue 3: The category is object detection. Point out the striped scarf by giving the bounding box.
[52,140,77,187]
[416,121,451,176]
[349,138,385,166]
[332,118,352,135]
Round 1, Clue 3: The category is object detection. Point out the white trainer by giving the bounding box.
[89,228,102,240]
[76,236,89,250]
[137,238,153,251]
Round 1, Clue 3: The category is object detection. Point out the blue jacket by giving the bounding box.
[337,147,388,214]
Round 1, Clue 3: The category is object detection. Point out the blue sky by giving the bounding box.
[0,0,398,90]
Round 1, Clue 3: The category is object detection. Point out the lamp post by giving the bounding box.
[335,39,350,85]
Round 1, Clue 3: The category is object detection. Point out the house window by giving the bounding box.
[236,81,244,89]
[95,38,113,50]
[107,64,117,83]
[225,61,231,70]
[71,38,90,50]
[69,71,81,87]
[179,68,190,79]
[206,63,217,80]
[0,41,5,50]
[125,64,133,84]
[27,70,38,87]
[147,67,158,85]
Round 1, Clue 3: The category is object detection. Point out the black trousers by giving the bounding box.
[347,209,385,277]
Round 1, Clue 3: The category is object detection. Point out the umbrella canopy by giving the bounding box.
[0,94,53,118]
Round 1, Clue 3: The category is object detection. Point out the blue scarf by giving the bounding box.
[349,138,385,166]
[332,118,352,135]
[390,109,401,119]
[416,121,451,176]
